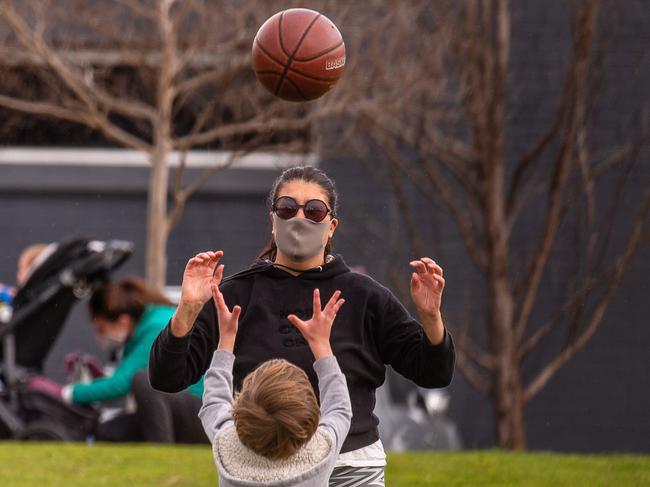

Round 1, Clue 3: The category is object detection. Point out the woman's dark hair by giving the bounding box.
[89,276,171,323]
[257,165,339,261]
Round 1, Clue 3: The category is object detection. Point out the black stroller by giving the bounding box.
[0,236,133,440]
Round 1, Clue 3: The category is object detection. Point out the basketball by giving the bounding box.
[252,8,346,102]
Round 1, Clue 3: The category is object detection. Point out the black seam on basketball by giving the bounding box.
[293,40,344,62]
[255,70,284,77]
[277,11,292,59]
[255,40,287,70]
[274,12,322,97]
[257,42,337,81]
[282,76,309,101]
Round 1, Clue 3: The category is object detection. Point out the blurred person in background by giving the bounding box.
[1,243,49,323]
[16,243,50,287]
[27,276,207,443]
[0,243,49,307]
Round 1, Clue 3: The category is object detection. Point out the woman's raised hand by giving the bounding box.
[288,289,345,359]
[409,257,446,345]
[179,251,224,308]
[172,251,225,338]
[409,257,445,317]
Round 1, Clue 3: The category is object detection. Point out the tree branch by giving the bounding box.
[355,105,488,272]
[173,58,249,99]
[165,151,240,234]
[1,3,94,109]
[1,2,155,121]
[379,136,428,258]
[593,134,650,179]
[513,0,599,342]
[114,0,158,21]
[418,148,489,272]
[455,332,495,371]
[0,95,88,125]
[456,349,491,397]
[524,187,650,401]
[385,149,489,274]
[518,273,598,361]
[506,99,567,225]
[173,102,352,148]
[0,2,154,150]
[363,102,477,176]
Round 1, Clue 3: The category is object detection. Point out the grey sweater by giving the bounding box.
[199,350,352,487]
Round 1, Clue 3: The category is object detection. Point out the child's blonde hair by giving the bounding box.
[233,359,319,460]
[17,243,48,285]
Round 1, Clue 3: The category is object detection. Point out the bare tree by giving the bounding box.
[348,0,650,448]
[2,0,647,449]
[0,0,359,289]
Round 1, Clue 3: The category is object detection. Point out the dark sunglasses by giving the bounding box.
[272,196,332,223]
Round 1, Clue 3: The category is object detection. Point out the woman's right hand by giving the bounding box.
[179,251,224,308]
[171,251,224,338]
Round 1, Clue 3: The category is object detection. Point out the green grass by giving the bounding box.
[0,442,648,486]
[385,451,650,486]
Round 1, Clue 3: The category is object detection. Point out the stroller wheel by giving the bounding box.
[20,419,75,441]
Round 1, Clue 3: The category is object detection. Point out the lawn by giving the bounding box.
[0,442,647,486]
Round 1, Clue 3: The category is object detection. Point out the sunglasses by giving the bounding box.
[272,196,332,223]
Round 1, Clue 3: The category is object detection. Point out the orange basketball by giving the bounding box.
[252,8,346,102]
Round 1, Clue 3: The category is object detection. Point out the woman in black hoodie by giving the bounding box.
[149,166,454,486]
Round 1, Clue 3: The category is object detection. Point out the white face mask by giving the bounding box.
[273,214,331,263]
[96,331,127,353]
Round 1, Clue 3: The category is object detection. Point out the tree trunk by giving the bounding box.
[145,1,175,291]
[488,269,527,449]
[493,358,527,449]
[146,140,170,291]
[486,225,525,448]
[485,153,523,448]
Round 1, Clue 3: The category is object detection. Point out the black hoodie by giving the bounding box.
[149,255,455,453]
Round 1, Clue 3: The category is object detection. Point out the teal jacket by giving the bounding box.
[71,305,204,405]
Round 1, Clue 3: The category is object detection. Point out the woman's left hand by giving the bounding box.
[409,257,445,317]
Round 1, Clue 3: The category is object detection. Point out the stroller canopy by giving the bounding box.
[1,236,133,371]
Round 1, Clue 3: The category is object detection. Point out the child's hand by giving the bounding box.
[211,272,241,352]
[288,289,345,360]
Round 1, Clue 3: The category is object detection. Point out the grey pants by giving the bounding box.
[329,466,385,486]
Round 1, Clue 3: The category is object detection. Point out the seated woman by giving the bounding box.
[29,276,206,443]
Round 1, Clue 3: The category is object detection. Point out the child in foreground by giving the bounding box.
[199,278,351,487]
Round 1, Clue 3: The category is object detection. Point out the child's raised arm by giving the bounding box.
[211,265,241,353]
[288,289,351,454]
[197,270,242,443]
